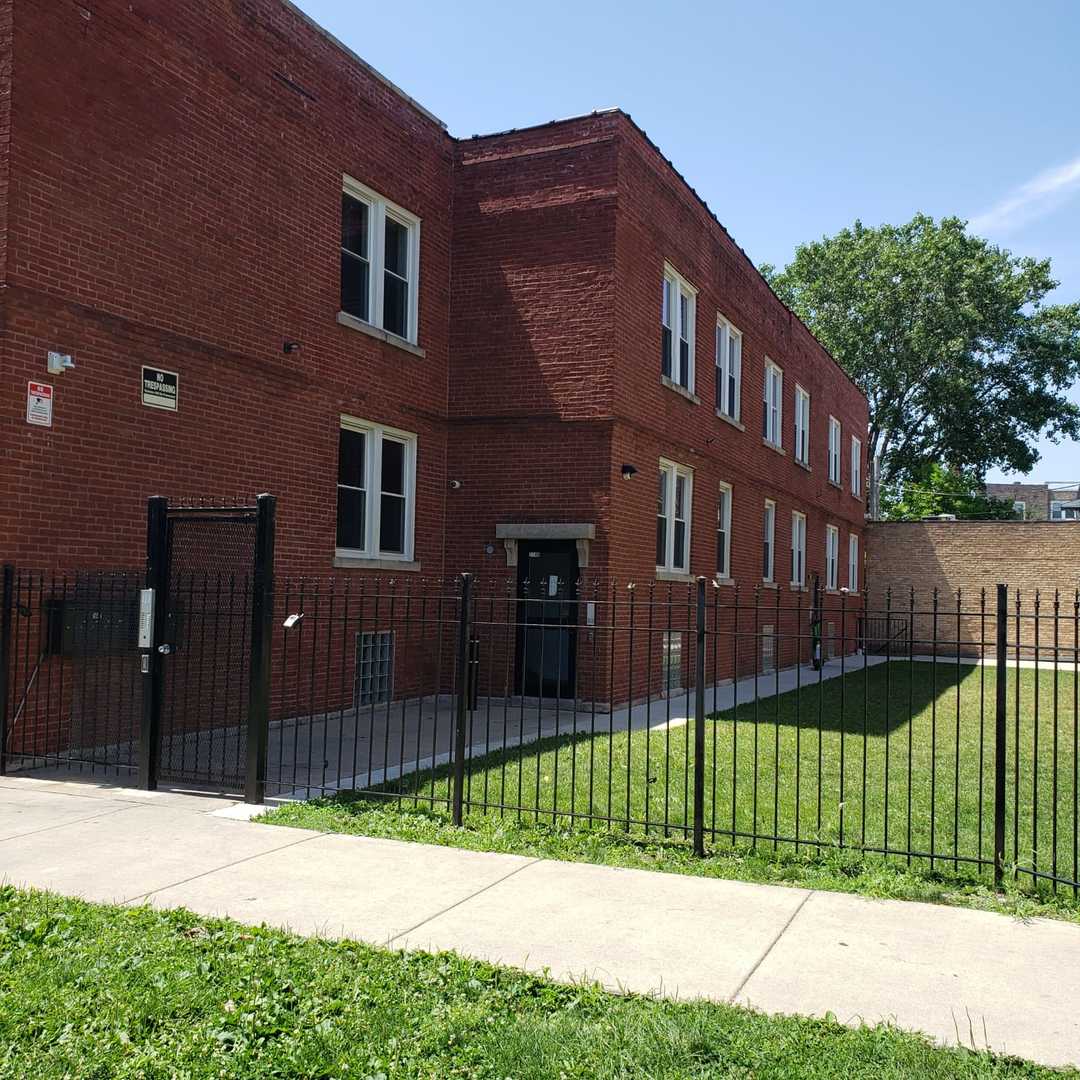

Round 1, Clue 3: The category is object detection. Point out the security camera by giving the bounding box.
[449,479,463,490]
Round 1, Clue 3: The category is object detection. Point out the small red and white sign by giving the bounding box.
[27,381,53,427]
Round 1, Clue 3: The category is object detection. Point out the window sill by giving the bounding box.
[763,439,785,456]
[715,410,745,432]
[761,581,779,590]
[656,569,696,583]
[827,478,842,489]
[660,375,700,404]
[789,583,809,592]
[333,554,422,572]
[337,311,426,358]
[795,458,812,472]
[713,575,736,587]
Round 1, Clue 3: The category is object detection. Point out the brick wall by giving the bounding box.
[865,521,1080,655]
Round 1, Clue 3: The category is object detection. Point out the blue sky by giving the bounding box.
[294,0,1080,483]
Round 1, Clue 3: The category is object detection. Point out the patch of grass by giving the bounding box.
[0,885,1069,1078]
[262,662,1080,922]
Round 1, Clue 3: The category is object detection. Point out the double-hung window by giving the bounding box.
[762,500,776,582]
[825,524,839,591]
[340,176,421,344]
[794,385,810,465]
[336,416,417,561]
[716,482,732,579]
[851,435,862,497]
[790,511,806,587]
[661,264,697,392]
[715,316,742,421]
[657,460,693,573]
[828,416,842,485]
[763,360,783,447]
[848,533,859,591]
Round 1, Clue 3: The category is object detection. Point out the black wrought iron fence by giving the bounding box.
[3,566,1078,896]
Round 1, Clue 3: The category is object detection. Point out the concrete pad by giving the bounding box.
[0,785,133,840]
[397,858,809,1000]
[736,890,1080,1068]
[0,774,242,814]
[140,833,536,944]
[0,804,315,904]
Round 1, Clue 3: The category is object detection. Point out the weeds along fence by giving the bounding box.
[2,568,1078,895]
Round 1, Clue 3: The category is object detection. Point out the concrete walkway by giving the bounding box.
[2,774,1079,1069]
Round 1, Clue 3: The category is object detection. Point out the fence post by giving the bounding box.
[693,576,707,856]
[451,572,473,826]
[245,494,276,805]
[994,582,1008,888]
[138,496,169,791]
[0,565,14,775]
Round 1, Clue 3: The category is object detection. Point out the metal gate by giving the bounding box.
[0,494,275,803]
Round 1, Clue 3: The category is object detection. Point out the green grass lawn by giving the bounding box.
[0,886,1069,1079]
[264,662,1080,920]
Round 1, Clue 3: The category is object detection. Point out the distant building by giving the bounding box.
[985,482,1080,521]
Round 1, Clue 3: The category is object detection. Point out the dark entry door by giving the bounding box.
[515,540,578,699]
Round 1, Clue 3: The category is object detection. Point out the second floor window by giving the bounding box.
[715,316,742,420]
[791,511,806,587]
[661,265,696,392]
[340,177,421,344]
[657,459,693,572]
[763,360,783,447]
[828,416,842,484]
[851,435,862,497]
[794,385,810,465]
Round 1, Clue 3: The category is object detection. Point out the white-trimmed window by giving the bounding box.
[794,385,810,465]
[661,264,697,392]
[763,499,776,582]
[336,416,417,561]
[763,360,783,447]
[848,533,859,591]
[715,316,742,421]
[716,482,732,579]
[657,459,693,572]
[828,416,842,484]
[340,177,421,344]
[850,435,862,497]
[790,511,806,587]
[825,524,839,590]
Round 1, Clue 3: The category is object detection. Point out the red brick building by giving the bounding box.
[1,0,867,703]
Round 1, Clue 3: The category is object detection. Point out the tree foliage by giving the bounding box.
[879,463,1018,521]
[761,214,1080,482]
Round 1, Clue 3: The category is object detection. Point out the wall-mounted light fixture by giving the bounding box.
[283,341,301,355]
[621,464,638,481]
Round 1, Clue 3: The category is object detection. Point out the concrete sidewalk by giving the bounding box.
[2,774,1079,1069]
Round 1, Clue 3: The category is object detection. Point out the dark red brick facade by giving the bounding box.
[1,0,867,700]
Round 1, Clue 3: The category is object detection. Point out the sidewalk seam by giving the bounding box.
[121,831,325,906]
[727,889,815,1003]
[0,803,140,845]
[386,858,542,946]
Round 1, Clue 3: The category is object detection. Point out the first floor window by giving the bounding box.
[715,316,742,420]
[657,459,693,572]
[828,416,842,484]
[851,435,862,497]
[716,483,732,578]
[763,500,776,582]
[848,533,859,591]
[791,511,806,587]
[763,360,783,446]
[794,385,810,464]
[661,264,697,391]
[341,176,421,343]
[825,524,839,590]
[337,416,417,560]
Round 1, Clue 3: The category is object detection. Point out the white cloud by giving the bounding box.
[969,153,1080,236]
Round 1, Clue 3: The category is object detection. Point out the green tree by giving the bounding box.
[761,214,1080,484]
[878,463,1018,521]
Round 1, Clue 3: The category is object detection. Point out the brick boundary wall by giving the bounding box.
[865,521,1080,657]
